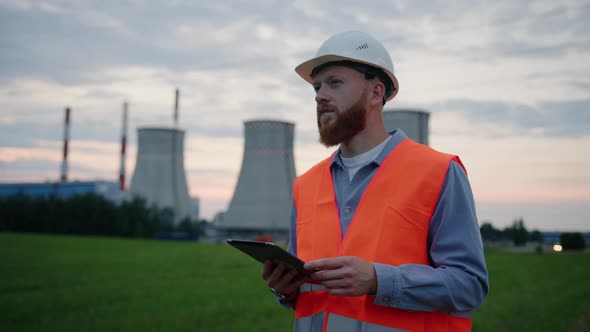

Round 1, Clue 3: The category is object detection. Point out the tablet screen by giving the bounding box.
[227,239,307,275]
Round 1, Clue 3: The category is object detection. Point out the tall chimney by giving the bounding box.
[60,107,70,182]
[119,102,128,191]
[174,88,179,126]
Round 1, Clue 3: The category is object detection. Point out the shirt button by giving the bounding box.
[343,208,351,215]
[382,296,391,304]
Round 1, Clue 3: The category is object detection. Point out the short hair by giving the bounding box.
[311,60,394,105]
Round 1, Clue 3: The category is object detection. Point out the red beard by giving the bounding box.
[317,92,368,147]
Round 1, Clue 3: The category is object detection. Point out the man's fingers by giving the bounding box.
[266,263,305,295]
[311,268,344,281]
[261,260,274,279]
[284,278,306,295]
[274,268,302,293]
[274,268,297,287]
[304,257,347,271]
[265,261,287,287]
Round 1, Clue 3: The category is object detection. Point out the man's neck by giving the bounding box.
[340,127,389,158]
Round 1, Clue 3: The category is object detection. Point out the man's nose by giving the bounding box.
[315,86,331,104]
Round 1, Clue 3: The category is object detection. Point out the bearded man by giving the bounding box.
[262,31,489,332]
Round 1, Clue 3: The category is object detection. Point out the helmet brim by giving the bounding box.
[295,54,399,101]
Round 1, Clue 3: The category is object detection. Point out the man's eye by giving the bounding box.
[330,80,342,86]
[313,85,320,92]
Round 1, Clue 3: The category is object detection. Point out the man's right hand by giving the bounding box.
[262,260,306,300]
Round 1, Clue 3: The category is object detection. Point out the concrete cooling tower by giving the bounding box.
[383,109,430,145]
[129,127,194,225]
[221,120,296,241]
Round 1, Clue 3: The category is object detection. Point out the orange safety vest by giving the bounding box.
[292,138,471,332]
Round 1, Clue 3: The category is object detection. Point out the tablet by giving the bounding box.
[226,239,307,275]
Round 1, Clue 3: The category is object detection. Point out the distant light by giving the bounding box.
[553,244,563,252]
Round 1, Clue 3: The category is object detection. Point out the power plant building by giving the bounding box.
[220,120,296,241]
[129,127,195,225]
[0,181,120,202]
[383,109,430,145]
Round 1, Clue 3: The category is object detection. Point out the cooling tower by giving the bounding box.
[129,127,194,225]
[221,120,296,240]
[383,109,430,145]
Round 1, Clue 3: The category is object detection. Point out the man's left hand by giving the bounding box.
[304,256,377,296]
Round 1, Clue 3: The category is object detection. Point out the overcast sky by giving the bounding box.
[1,0,589,231]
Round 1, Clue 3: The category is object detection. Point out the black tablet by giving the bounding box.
[226,239,307,275]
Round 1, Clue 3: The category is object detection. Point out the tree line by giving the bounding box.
[0,193,201,239]
[0,193,585,250]
[480,218,586,250]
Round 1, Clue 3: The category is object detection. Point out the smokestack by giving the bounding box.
[174,88,179,126]
[60,107,70,182]
[119,102,128,191]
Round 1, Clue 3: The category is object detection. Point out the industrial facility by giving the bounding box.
[0,90,199,226]
[1,97,431,239]
[219,120,296,241]
[383,109,430,145]
[0,181,120,202]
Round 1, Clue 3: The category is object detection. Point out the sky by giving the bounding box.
[0,0,589,231]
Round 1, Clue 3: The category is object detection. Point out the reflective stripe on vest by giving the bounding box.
[295,313,407,332]
[292,138,471,332]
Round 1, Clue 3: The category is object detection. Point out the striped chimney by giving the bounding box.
[174,88,179,126]
[60,107,70,182]
[119,102,128,191]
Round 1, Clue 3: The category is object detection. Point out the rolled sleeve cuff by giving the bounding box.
[373,263,401,307]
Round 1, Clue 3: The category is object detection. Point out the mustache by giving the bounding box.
[316,105,338,115]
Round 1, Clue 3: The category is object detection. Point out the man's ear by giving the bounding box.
[368,81,386,107]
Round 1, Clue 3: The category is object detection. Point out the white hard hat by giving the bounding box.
[295,31,399,101]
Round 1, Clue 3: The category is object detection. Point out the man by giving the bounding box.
[262,31,488,332]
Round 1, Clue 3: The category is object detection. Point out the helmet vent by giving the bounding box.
[356,43,368,51]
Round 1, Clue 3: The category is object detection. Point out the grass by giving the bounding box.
[1,233,589,332]
[473,248,590,332]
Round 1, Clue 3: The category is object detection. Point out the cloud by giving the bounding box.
[568,80,590,90]
[421,1,590,60]
[0,122,60,147]
[0,1,313,85]
[430,98,590,138]
[0,115,123,148]
[0,145,60,163]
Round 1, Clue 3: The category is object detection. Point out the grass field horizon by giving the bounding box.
[1,232,589,331]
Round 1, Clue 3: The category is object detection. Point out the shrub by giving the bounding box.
[559,232,586,251]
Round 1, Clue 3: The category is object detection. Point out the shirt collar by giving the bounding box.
[330,129,409,169]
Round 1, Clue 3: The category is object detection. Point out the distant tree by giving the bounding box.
[176,217,199,238]
[0,193,180,239]
[505,218,528,246]
[155,207,175,233]
[529,229,543,243]
[480,222,502,242]
[560,232,586,251]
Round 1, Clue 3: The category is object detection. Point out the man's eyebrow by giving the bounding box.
[313,74,342,84]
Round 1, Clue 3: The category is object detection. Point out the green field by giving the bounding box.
[1,233,589,332]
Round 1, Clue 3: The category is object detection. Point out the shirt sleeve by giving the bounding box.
[372,160,489,312]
